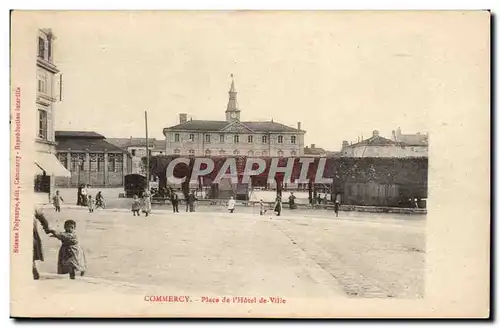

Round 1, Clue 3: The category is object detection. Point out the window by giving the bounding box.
[107,154,116,172]
[262,135,268,144]
[278,150,284,157]
[278,135,284,144]
[97,153,105,172]
[89,153,98,171]
[205,149,211,156]
[174,133,180,142]
[205,134,211,143]
[248,150,254,156]
[115,154,124,172]
[188,149,195,156]
[174,149,180,155]
[37,75,46,93]
[70,153,85,171]
[38,37,45,58]
[233,150,240,155]
[234,135,239,143]
[38,109,47,140]
[57,153,68,168]
[219,134,224,143]
[290,150,297,157]
[262,150,268,156]
[248,135,253,143]
[291,136,296,144]
[148,150,152,156]
[189,134,195,141]
[131,149,136,156]
[219,149,225,156]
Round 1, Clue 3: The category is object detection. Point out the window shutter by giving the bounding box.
[46,109,52,142]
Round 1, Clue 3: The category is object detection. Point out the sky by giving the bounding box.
[47,11,433,151]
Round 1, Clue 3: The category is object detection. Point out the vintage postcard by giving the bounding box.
[10,10,490,318]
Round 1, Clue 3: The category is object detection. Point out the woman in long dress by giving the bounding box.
[142,189,152,217]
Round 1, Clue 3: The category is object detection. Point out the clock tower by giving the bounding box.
[225,74,241,122]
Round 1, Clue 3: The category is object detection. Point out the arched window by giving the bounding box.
[290,150,297,157]
[174,149,180,155]
[277,150,284,157]
[233,149,240,155]
[188,149,195,157]
[205,149,211,156]
[248,150,254,156]
[261,150,268,156]
[219,149,226,156]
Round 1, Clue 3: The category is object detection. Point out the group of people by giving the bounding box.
[131,189,152,216]
[76,184,106,213]
[33,209,87,280]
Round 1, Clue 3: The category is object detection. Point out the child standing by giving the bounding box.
[49,220,87,280]
[259,199,266,216]
[52,190,64,212]
[87,195,95,213]
[132,195,141,216]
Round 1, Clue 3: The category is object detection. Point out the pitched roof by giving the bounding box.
[398,134,429,146]
[164,120,304,133]
[349,135,397,147]
[55,137,126,153]
[55,131,105,139]
[107,138,158,148]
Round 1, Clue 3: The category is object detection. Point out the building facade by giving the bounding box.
[163,76,306,157]
[341,130,428,158]
[55,131,132,187]
[391,127,429,157]
[34,28,71,202]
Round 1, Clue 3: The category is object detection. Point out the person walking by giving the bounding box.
[52,190,64,212]
[227,196,236,213]
[274,195,283,217]
[142,189,152,217]
[188,191,197,212]
[170,191,179,213]
[334,200,340,218]
[288,192,296,210]
[259,199,266,215]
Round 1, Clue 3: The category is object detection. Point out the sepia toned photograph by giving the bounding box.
[10,10,490,318]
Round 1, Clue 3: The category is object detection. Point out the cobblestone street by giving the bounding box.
[33,206,425,300]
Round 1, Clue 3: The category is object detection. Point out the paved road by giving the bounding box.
[36,207,425,299]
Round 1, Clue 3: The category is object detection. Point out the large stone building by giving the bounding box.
[34,28,71,202]
[341,129,429,158]
[55,131,132,187]
[163,76,306,157]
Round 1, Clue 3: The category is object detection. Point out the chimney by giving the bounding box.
[342,141,349,149]
[373,130,379,137]
[179,113,187,124]
[297,122,301,131]
[311,144,316,149]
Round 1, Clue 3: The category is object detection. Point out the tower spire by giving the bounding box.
[226,74,240,121]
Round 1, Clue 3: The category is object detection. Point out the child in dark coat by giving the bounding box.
[132,195,141,216]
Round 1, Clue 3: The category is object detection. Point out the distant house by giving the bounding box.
[107,137,161,174]
[391,127,429,156]
[55,131,132,187]
[341,130,428,158]
[303,144,327,157]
